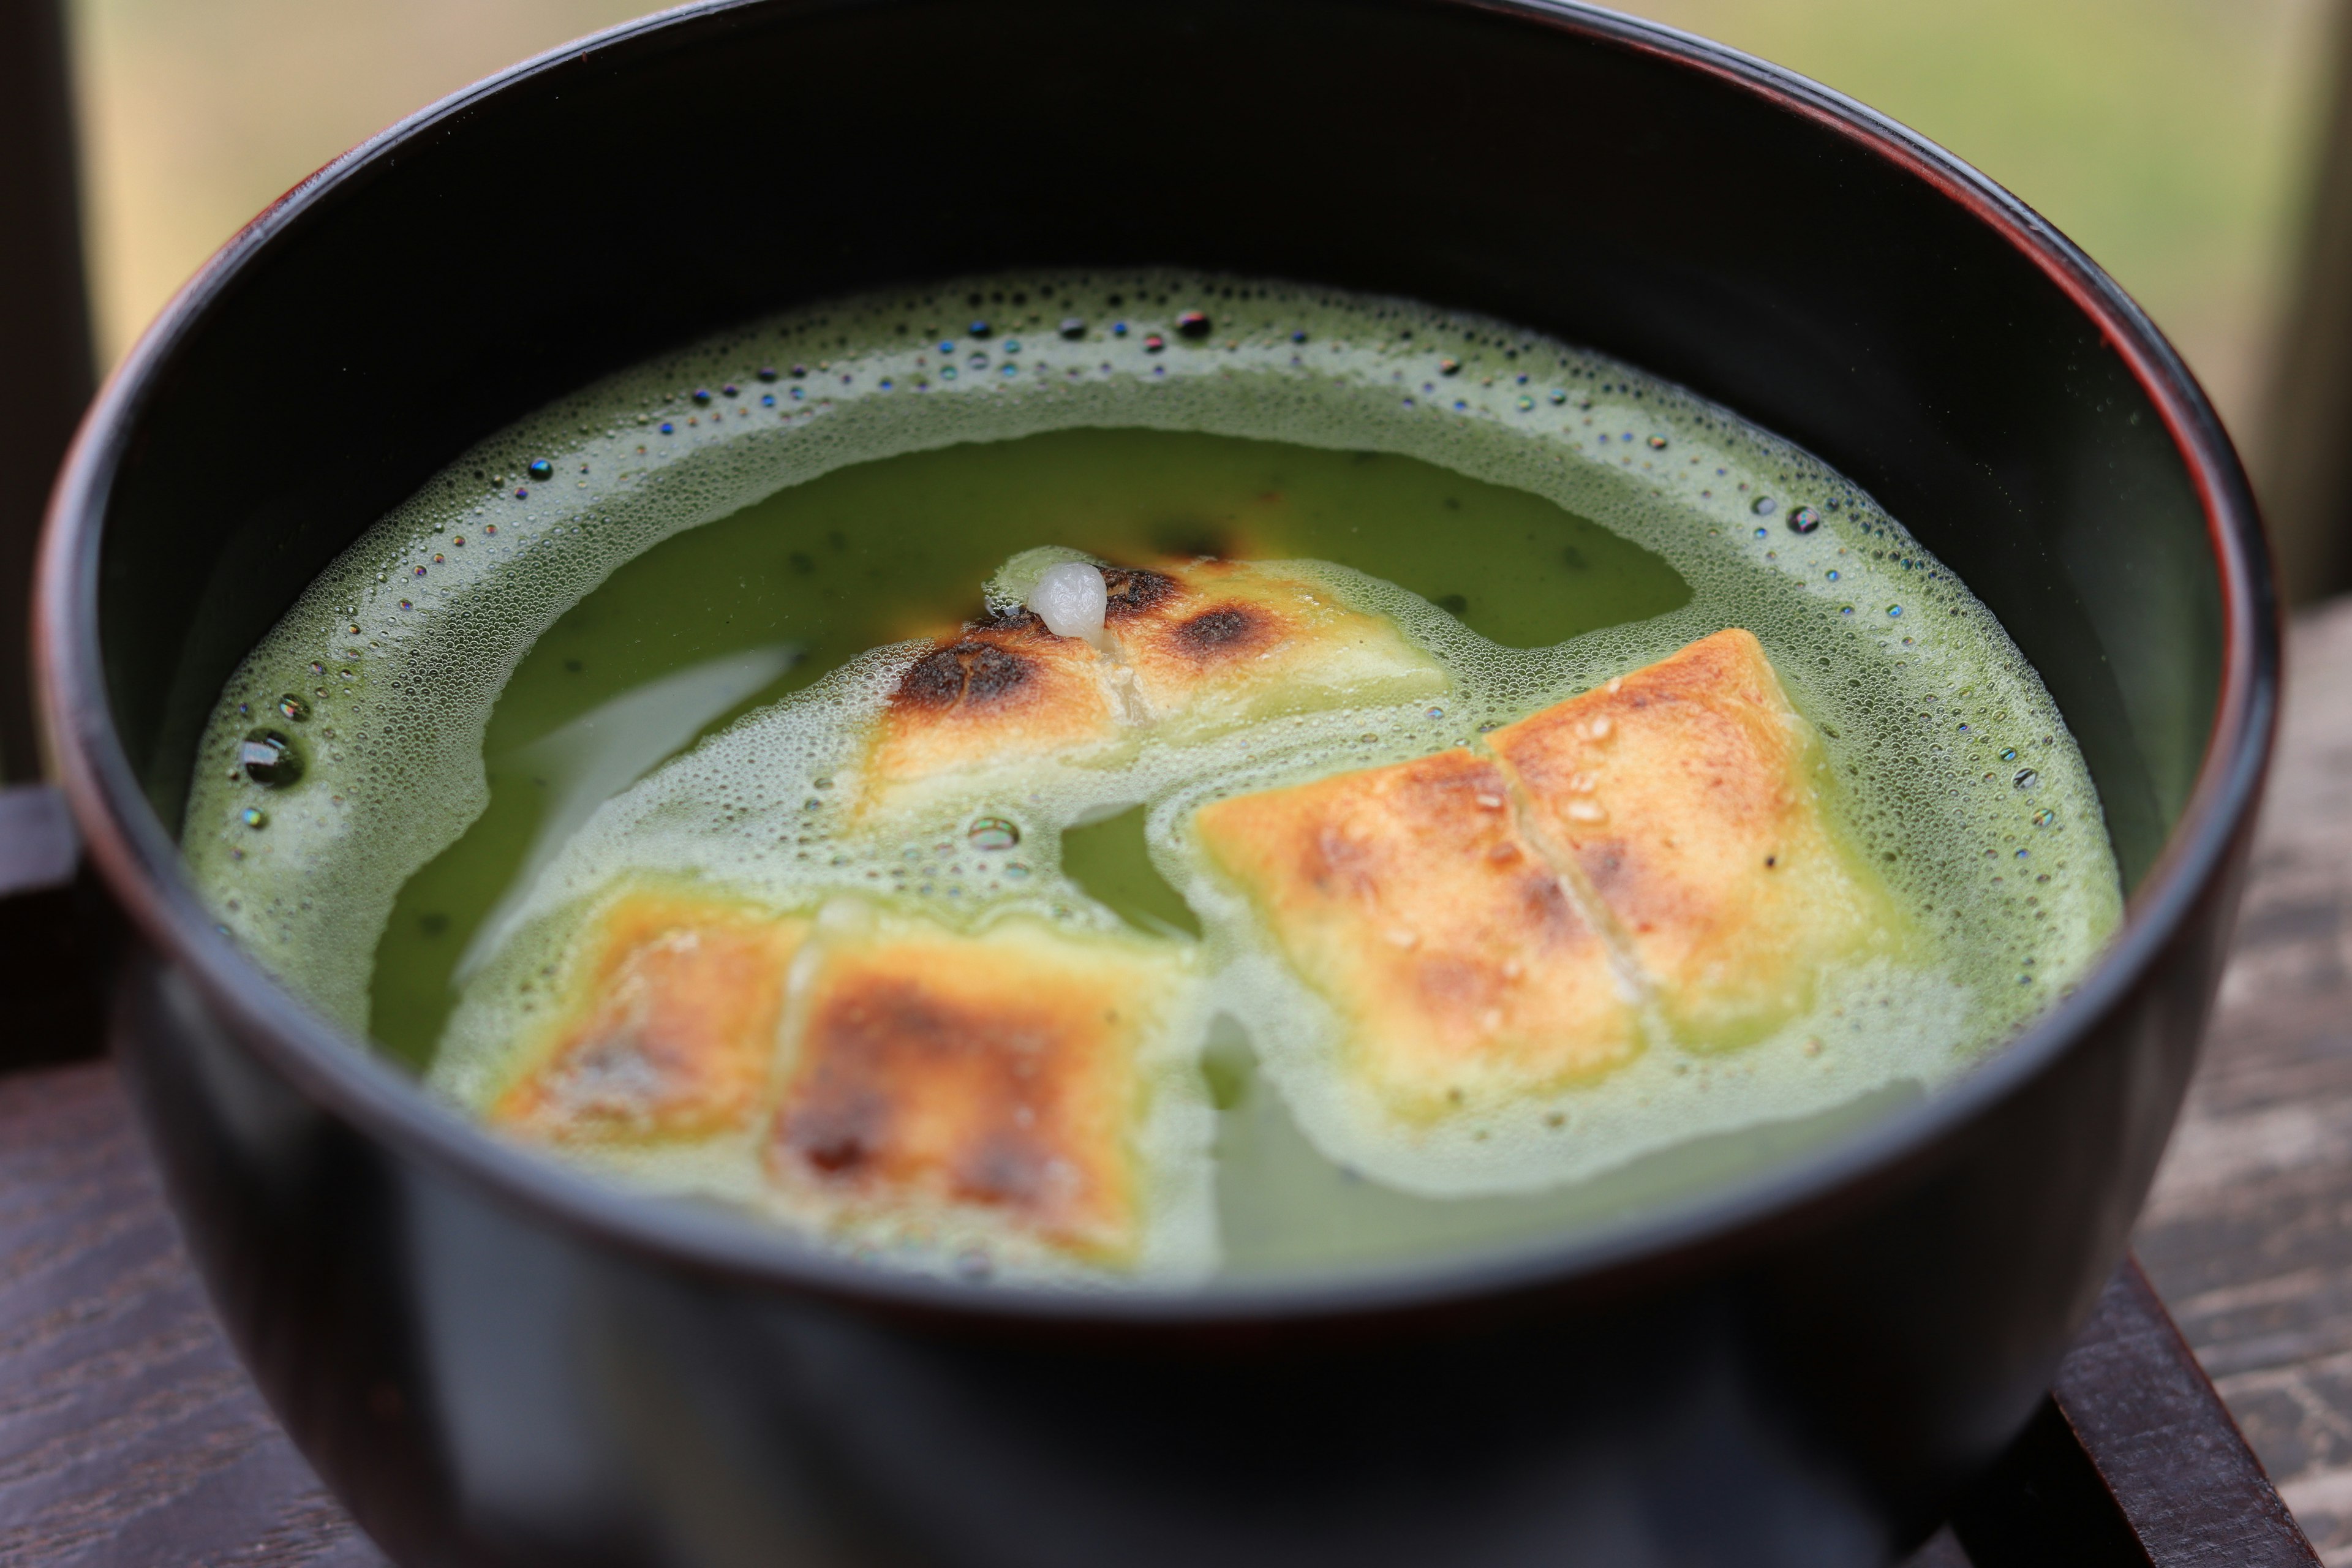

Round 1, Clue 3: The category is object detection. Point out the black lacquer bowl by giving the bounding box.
[32,2,2278,1563]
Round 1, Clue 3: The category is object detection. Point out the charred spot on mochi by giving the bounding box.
[894,639,1034,711]
[1099,566,1180,621]
[1169,603,1272,662]
[976,605,1048,635]
[1514,869,1585,938]
[774,975,1082,1216]
[780,1088,886,1174]
[960,1134,1055,1205]
[1302,823,1380,898]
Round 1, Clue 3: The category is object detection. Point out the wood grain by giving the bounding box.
[0,1063,379,1567]
[2048,1262,2316,1564]
[2138,595,2352,1566]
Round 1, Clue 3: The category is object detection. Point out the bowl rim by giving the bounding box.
[35,0,2281,1328]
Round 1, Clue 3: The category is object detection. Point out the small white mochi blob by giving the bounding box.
[1029,562,1109,648]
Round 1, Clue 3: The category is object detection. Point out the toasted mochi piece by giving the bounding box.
[1194,748,1639,1118]
[767,919,1194,1268]
[492,892,805,1144]
[861,608,1122,812]
[1104,558,1446,733]
[1489,628,1901,1048]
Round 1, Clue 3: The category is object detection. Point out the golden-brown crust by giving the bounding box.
[856,559,1442,813]
[492,894,804,1142]
[1100,565,1183,622]
[1488,628,1894,1045]
[1109,557,1447,728]
[863,608,1121,804]
[767,925,1170,1263]
[1195,748,1637,1117]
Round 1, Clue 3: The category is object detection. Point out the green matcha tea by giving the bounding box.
[183,271,2121,1287]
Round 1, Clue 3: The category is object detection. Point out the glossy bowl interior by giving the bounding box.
[34,1,2277,1562]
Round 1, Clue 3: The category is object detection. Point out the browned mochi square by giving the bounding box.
[769,921,1184,1266]
[1194,748,1638,1118]
[492,892,805,1143]
[1488,628,1900,1048]
[862,608,1121,809]
[1102,557,1446,734]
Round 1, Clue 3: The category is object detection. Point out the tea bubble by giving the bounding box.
[968,817,1020,851]
[277,694,311,722]
[239,730,303,787]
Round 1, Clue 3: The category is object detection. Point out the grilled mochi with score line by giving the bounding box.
[1193,628,1905,1122]
[491,891,805,1144]
[1101,557,1447,735]
[1488,627,1905,1049]
[1193,747,1639,1121]
[858,557,1447,815]
[767,915,1205,1272]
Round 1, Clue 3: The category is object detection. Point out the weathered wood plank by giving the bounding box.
[2052,1262,2315,1564]
[0,1062,380,1567]
[2138,596,2352,1564]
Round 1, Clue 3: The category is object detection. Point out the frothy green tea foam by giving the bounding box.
[184,271,2120,1272]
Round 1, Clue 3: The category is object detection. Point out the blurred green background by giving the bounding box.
[67,0,2334,447]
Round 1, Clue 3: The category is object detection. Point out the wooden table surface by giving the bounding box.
[7,600,2352,1565]
[2136,595,2352,1566]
